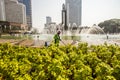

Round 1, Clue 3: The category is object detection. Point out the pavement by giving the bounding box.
[0,38,120,48]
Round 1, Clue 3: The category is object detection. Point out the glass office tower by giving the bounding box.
[18,0,32,30]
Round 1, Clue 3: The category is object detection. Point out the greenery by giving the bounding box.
[62,36,80,40]
[0,43,120,80]
[98,19,120,33]
[0,35,32,40]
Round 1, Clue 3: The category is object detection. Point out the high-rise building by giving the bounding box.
[62,4,68,30]
[18,0,32,30]
[46,16,52,24]
[5,0,27,24]
[0,0,6,21]
[65,0,82,27]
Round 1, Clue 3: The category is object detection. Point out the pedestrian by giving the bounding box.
[106,35,108,40]
[44,41,48,47]
[54,31,61,46]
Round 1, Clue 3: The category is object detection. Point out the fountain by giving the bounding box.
[70,23,79,35]
[79,24,120,45]
[31,23,120,46]
[62,23,80,41]
[87,24,105,34]
[80,24,105,34]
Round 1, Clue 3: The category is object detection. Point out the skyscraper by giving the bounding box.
[46,16,52,24]
[0,0,6,21]
[18,0,32,30]
[65,0,82,27]
[5,0,27,24]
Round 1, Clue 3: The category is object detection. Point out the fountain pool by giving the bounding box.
[32,33,120,46]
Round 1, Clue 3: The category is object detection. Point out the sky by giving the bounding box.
[32,0,120,31]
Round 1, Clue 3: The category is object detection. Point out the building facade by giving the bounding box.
[18,0,32,30]
[0,0,6,21]
[44,22,57,34]
[65,0,82,27]
[44,16,58,34]
[5,0,27,24]
[46,16,52,24]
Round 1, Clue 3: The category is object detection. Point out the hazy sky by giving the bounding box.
[32,0,120,31]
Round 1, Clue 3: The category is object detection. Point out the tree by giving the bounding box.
[98,19,120,33]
